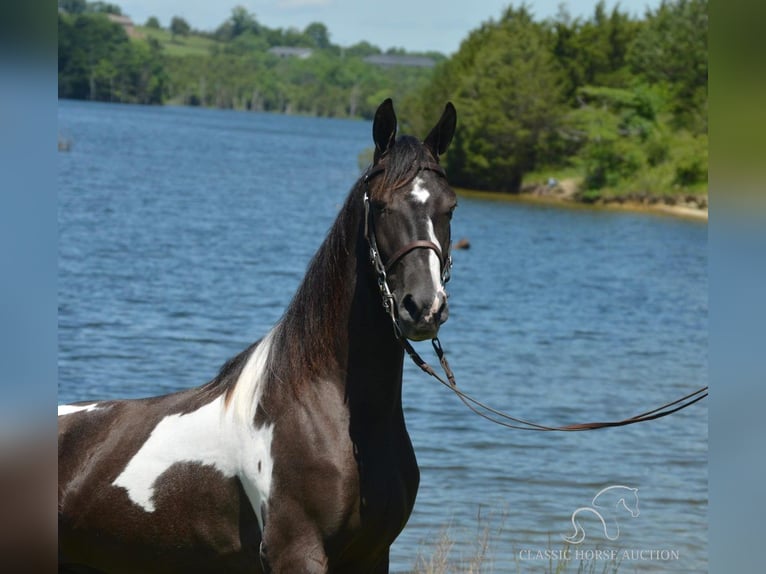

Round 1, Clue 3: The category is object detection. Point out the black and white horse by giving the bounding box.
[58,99,458,573]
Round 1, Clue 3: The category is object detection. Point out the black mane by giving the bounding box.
[267,177,366,384]
[197,136,432,401]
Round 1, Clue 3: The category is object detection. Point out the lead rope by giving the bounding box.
[363,169,708,431]
[402,336,708,431]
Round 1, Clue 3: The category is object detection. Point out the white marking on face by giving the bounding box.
[58,403,101,416]
[112,333,275,530]
[410,176,430,204]
[424,218,446,320]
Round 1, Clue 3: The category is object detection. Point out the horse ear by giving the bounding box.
[373,98,397,164]
[424,102,457,159]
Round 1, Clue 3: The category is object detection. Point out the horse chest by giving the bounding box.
[263,405,418,566]
[341,429,420,559]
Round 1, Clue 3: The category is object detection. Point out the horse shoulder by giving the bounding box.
[59,393,267,572]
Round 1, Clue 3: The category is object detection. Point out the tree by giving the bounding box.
[58,13,132,100]
[628,0,707,132]
[58,0,87,14]
[548,1,639,103]
[170,16,191,40]
[87,2,122,15]
[442,6,565,192]
[145,16,161,29]
[304,22,331,49]
[58,12,166,105]
[228,5,259,39]
[344,41,381,58]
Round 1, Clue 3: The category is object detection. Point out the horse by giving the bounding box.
[58,98,458,573]
[562,485,640,544]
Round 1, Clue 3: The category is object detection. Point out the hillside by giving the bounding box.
[58,2,442,119]
[58,1,707,209]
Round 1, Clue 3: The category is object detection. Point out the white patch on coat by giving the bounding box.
[112,333,275,530]
[410,176,430,204]
[58,403,101,416]
[227,331,275,424]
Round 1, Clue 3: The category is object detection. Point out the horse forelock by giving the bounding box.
[374,136,436,197]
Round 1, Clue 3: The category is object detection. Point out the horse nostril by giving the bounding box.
[436,293,449,324]
[402,294,421,322]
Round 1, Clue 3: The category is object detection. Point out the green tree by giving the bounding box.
[228,5,259,38]
[444,6,565,192]
[568,90,648,190]
[58,12,131,100]
[225,30,269,55]
[58,0,87,14]
[170,16,191,40]
[145,16,161,29]
[58,12,166,104]
[628,0,707,133]
[87,1,122,15]
[344,41,380,58]
[126,38,168,104]
[548,2,639,103]
[304,22,331,49]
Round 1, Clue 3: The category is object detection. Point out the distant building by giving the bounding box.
[363,54,436,68]
[268,47,313,60]
[107,13,138,38]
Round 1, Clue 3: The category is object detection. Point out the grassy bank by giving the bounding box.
[503,166,708,221]
[457,182,707,222]
[357,148,707,221]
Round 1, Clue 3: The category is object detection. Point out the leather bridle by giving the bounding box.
[363,160,451,273]
[361,161,708,432]
[363,160,452,339]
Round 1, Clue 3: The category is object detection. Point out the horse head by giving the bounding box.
[593,485,641,519]
[618,487,641,518]
[364,99,457,341]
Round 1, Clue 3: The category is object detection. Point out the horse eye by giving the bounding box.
[371,201,389,215]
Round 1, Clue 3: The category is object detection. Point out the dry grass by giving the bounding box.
[411,507,503,573]
[409,508,623,574]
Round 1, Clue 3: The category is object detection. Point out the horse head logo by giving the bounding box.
[562,485,640,545]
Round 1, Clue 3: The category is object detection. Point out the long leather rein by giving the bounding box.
[362,162,708,431]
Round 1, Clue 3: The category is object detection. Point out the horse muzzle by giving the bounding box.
[397,289,448,341]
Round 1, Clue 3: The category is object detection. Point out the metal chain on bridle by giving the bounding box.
[362,163,708,431]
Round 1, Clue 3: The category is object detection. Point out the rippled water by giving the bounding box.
[59,100,707,572]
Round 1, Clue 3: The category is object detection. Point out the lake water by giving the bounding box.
[58,100,707,572]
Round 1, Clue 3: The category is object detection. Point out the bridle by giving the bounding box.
[361,161,708,432]
[362,160,452,340]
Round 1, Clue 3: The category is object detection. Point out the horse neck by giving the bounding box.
[346,244,407,419]
[271,184,405,415]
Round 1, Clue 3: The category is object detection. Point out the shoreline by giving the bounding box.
[456,179,708,222]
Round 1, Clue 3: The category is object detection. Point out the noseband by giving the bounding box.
[362,161,453,339]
